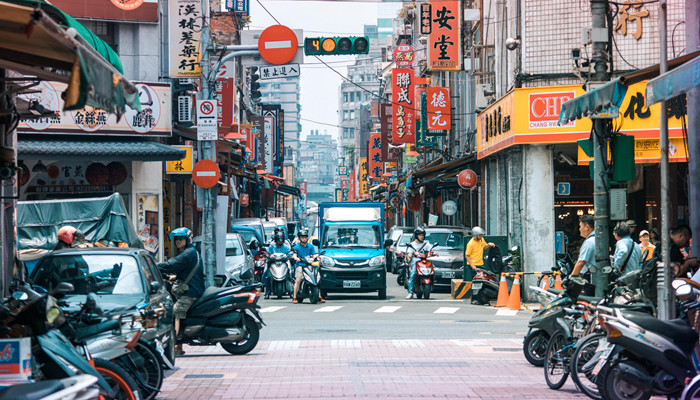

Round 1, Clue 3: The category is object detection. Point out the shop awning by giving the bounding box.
[18,139,186,161]
[275,184,301,197]
[410,153,477,186]
[558,78,628,125]
[0,0,140,117]
[646,54,700,105]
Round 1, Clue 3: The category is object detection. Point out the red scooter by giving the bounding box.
[412,243,438,299]
[253,252,266,284]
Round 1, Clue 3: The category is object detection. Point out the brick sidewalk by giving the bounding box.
[157,338,592,399]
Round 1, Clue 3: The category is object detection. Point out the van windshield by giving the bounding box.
[322,225,381,248]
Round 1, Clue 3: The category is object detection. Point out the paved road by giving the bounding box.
[158,282,593,399]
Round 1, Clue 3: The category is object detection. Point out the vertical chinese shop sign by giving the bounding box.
[428,0,461,71]
[169,0,202,77]
[359,157,369,196]
[368,132,383,184]
[392,68,415,144]
[426,87,451,130]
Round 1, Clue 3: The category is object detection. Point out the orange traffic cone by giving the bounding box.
[543,275,550,291]
[506,274,522,311]
[554,273,564,290]
[496,273,509,307]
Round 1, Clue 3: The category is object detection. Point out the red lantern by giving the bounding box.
[407,193,421,212]
[458,169,477,189]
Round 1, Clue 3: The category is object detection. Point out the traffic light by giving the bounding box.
[304,36,370,55]
[249,66,261,103]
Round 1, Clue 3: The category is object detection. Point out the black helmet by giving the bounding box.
[274,230,285,242]
[414,227,426,236]
[298,229,309,237]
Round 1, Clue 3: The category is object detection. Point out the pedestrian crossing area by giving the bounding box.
[259,304,526,315]
[263,338,524,351]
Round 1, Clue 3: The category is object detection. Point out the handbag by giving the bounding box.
[171,256,199,297]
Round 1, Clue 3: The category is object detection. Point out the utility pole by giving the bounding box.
[590,0,611,298]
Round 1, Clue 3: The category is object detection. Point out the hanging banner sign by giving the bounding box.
[166,145,193,174]
[392,68,415,144]
[420,3,432,34]
[393,44,415,67]
[168,0,202,77]
[428,0,461,71]
[427,87,451,130]
[368,132,383,182]
[359,157,369,196]
[348,170,356,202]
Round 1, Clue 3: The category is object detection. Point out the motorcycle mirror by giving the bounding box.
[150,281,161,293]
[11,291,28,301]
[674,280,692,296]
[510,246,519,252]
[383,239,393,248]
[312,239,320,247]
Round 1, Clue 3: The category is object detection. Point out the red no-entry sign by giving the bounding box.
[258,25,298,65]
[192,159,220,188]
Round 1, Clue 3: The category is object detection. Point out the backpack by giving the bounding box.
[486,245,504,275]
[639,250,660,304]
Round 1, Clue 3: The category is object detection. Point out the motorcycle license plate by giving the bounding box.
[471,282,483,290]
[442,271,455,279]
[592,344,613,375]
[343,280,361,288]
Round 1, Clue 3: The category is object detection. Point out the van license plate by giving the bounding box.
[343,280,361,288]
[442,271,455,279]
[471,282,483,290]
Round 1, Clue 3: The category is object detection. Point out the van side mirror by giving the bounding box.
[312,239,320,247]
[384,239,393,248]
[150,281,161,293]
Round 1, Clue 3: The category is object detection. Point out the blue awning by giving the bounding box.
[646,54,700,105]
[558,78,629,125]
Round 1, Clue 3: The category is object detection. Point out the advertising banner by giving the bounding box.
[263,116,274,172]
[299,181,307,216]
[251,117,265,165]
[137,194,159,254]
[427,87,451,130]
[349,169,356,202]
[169,0,202,77]
[427,0,462,71]
[379,103,392,160]
[51,0,158,22]
[368,132,383,183]
[359,157,368,196]
[215,78,235,136]
[166,145,193,174]
[277,109,285,167]
[392,68,415,144]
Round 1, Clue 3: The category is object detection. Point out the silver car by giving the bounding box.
[194,233,254,287]
[423,227,470,289]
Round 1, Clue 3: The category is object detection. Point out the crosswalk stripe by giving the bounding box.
[495,309,519,316]
[374,306,401,313]
[434,307,460,314]
[313,306,343,313]
[267,341,300,350]
[330,340,361,348]
[260,306,286,313]
[392,339,425,348]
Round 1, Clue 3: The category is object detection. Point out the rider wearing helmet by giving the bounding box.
[291,229,323,304]
[55,226,89,250]
[405,227,428,299]
[465,226,495,273]
[157,227,204,356]
[263,228,293,299]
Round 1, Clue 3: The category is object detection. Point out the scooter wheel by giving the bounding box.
[221,315,260,356]
[309,286,319,304]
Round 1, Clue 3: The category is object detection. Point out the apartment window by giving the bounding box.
[81,20,118,53]
[350,110,355,120]
[349,92,355,102]
[343,92,348,102]
[343,110,349,120]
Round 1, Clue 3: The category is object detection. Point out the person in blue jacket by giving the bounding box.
[291,229,324,304]
[157,227,204,356]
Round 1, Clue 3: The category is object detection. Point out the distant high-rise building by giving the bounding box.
[259,76,301,163]
[377,1,403,39]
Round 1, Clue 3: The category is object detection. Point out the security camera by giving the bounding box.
[505,37,520,51]
[571,48,581,60]
[558,152,577,166]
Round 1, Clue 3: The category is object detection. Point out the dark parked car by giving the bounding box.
[30,247,176,363]
[423,227,470,289]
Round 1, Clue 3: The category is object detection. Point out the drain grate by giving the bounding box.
[184,374,224,379]
[492,347,520,352]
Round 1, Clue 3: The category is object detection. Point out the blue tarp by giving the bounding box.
[646,55,700,105]
[558,78,629,125]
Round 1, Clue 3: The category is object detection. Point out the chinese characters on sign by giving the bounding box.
[393,45,415,67]
[137,194,159,254]
[166,145,193,174]
[392,68,415,144]
[614,0,649,40]
[169,0,202,77]
[426,87,451,130]
[259,64,300,80]
[420,3,432,34]
[359,157,369,196]
[368,132,383,183]
[428,0,461,71]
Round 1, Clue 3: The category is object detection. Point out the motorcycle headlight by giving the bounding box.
[320,256,335,267]
[369,255,385,268]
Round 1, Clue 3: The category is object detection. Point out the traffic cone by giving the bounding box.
[506,274,522,311]
[554,273,564,290]
[543,274,550,291]
[496,273,509,307]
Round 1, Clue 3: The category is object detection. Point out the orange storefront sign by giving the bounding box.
[427,0,461,71]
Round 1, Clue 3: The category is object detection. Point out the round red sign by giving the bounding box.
[393,44,415,67]
[457,169,478,189]
[192,160,220,189]
[258,25,298,65]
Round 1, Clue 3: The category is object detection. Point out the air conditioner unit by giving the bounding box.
[178,95,192,122]
[475,84,492,109]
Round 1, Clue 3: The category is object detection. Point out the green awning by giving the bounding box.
[646,55,700,105]
[558,78,629,125]
[18,139,186,162]
[0,0,140,117]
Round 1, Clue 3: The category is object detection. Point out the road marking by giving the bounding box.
[496,309,519,316]
[265,40,292,49]
[260,306,286,313]
[330,340,361,348]
[450,339,488,347]
[392,339,425,348]
[313,306,343,313]
[267,341,300,350]
[374,306,401,313]
[434,307,460,314]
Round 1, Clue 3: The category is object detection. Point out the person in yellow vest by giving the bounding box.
[638,230,655,260]
[465,226,495,272]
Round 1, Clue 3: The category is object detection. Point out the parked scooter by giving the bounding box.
[395,252,409,287]
[0,375,99,400]
[411,243,438,299]
[266,253,294,299]
[594,278,700,400]
[471,246,520,306]
[294,253,322,304]
[178,283,265,355]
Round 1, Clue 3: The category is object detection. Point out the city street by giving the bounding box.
[158,283,591,399]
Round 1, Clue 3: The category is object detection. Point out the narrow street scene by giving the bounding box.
[0,0,698,399]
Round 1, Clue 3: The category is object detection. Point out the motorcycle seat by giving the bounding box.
[578,294,602,303]
[608,302,654,314]
[73,319,121,342]
[194,285,241,305]
[622,312,698,353]
[0,379,65,400]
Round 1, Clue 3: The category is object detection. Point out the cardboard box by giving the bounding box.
[450,279,472,299]
[0,338,32,380]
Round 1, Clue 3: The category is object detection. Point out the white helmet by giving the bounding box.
[472,226,485,236]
